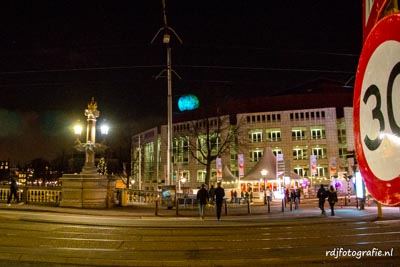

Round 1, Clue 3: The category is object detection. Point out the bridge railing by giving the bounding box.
[116,188,162,205]
[0,185,62,205]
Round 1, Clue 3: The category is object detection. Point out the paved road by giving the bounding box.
[0,201,399,267]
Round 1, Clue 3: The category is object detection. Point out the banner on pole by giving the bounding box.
[238,154,244,178]
[216,157,222,181]
[310,155,317,176]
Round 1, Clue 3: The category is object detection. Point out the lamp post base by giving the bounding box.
[60,173,114,209]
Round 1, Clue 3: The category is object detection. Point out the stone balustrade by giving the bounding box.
[0,186,62,205]
[0,185,163,207]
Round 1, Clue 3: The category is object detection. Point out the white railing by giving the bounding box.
[119,189,161,204]
[0,186,61,205]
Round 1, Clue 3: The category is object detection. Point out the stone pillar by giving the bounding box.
[60,173,109,209]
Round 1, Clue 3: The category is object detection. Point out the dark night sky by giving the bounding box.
[0,1,362,164]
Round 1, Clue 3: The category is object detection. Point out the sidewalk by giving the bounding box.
[1,198,399,224]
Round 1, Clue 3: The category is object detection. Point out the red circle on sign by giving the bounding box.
[354,13,400,206]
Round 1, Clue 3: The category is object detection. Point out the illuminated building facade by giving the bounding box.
[130,79,354,191]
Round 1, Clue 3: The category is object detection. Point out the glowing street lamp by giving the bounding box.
[100,121,109,135]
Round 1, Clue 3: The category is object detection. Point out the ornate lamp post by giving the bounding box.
[74,97,108,174]
[261,169,268,205]
[61,97,113,209]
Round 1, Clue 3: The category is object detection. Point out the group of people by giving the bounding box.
[317,184,338,216]
[196,182,225,220]
[285,188,301,204]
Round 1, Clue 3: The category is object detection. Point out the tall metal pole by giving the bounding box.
[138,135,142,190]
[166,44,173,186]
[151,0,182,186]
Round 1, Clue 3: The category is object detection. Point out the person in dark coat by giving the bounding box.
[197,184,209,220]
[214,182,225,221]
[317,184,327,216]
[7,177,19,205]
[327,185,338,216]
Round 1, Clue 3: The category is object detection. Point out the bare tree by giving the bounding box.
[175,114,241,187]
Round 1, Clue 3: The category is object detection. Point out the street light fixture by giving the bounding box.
[100,121,109,135]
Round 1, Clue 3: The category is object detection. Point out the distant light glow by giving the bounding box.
[178,94,199,111]
[355,171,365,199]
[74,124,83,135]
[100,124,109,135]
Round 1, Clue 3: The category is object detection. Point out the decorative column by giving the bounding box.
[60,97,113,209]
[82,98,100,174]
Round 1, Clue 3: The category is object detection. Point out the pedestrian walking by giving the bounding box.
[214,182,225,221]
[317,184,327,216]
[7,177,19,205]
[327,185,338,216]
[197,184,209,220]
[285,188,289,207]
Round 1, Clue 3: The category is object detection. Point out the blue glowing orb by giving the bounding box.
[178,94,199,111]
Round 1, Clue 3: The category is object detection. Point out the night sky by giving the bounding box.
[0,1,362,164]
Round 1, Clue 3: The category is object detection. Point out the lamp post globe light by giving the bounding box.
[60,97,114,209]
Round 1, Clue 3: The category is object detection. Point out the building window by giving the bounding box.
[338,128,346,144]
[272,148,282,156]
[292,127,306,140]
[294,166,308,177]
[144,142,155,181]
[293,146,308,160]
[338,145,347,159]
[250,149,263,162]
[249,130,262,142]
[312,145,327,159]
[316,166,328,177]
[174,170,190,183]
[197,170,206,183]
[310,126,326,139]
[266,128,281,142]
[173,137,189,163]
[197,135,220,161]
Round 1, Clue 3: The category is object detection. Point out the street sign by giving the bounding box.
[354,13,400,206]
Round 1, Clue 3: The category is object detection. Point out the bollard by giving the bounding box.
[344,196,348,206]
[247,199,251,214]
[377,202,383,218]
[155,200,159,216]
[176,199,179,216]
[267,198,271,213]
[224,200,228,216]
[356,198,359,210]
[282,199,284,212]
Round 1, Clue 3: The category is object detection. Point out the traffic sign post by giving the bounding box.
[354,13,400,206]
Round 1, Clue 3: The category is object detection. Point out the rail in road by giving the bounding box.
[0,206,399,266]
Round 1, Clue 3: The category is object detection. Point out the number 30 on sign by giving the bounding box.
[354,13,400,206]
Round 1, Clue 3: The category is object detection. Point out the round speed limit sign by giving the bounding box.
[354,13,400,206]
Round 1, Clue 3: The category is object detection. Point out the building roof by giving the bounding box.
[173,78,353,123]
